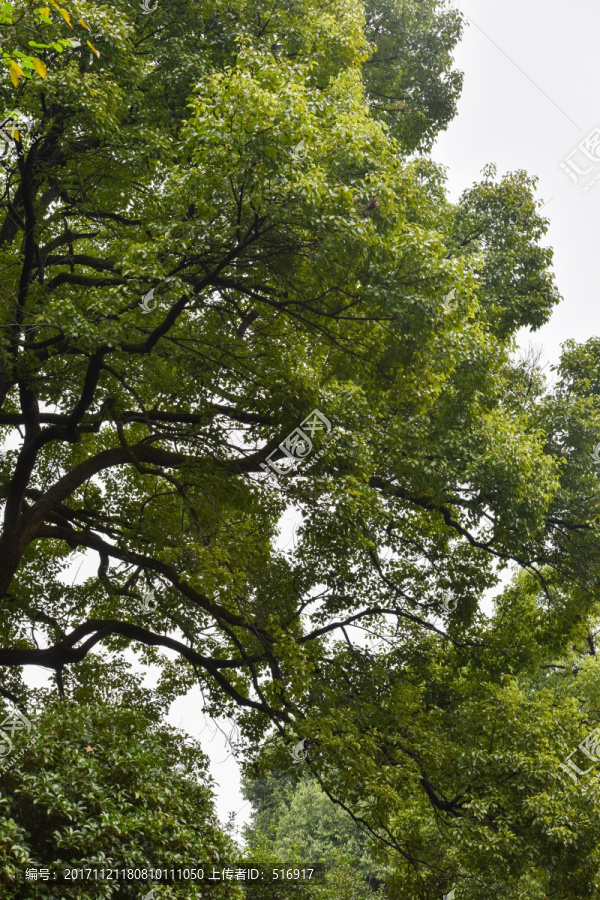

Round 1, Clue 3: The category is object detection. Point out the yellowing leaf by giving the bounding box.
[58,7,72,27]
[77,17,89,29]
[87,40,100,58]
[38,6,50,16]
[49,0,60,8]
[9,61,24,86]
[32,58,47,79]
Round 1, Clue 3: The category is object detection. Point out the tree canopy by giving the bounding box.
[243,770,389,888]
[2,0,600,895]
[0,698,240,898]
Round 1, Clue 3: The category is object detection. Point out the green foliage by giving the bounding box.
[0,0,98,86]
[1,0,600,895]
[361,0,463,150]
[241,842,382,900]
[243,772,388,889]
[0,698,240,898]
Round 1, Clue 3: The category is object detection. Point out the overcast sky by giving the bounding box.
[434,0,600,371]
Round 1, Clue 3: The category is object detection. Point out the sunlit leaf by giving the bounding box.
[31,57,47,78]
[57,6,71,27]
[8,60,23,85]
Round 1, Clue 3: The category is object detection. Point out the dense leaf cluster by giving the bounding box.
[1,0,600,895]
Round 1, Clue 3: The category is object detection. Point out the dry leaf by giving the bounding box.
[58,7,72,27]
[9,61,24,87]
[85,745,94,753]
[32,58,47,79]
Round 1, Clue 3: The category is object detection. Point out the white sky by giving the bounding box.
[433,0,600,370]
[24,0,600,835]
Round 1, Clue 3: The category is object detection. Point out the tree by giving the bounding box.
[2,0,600,894]
[0,0,468,718]
[243,771,389,888]
[0,696,240,898]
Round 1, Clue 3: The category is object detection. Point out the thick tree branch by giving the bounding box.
[0,621,278,717]
[44,272,126,291]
